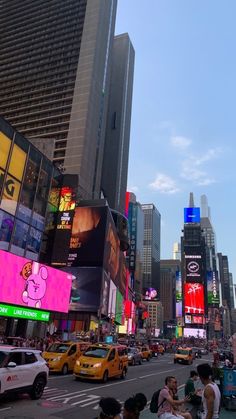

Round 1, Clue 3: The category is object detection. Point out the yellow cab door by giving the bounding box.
[67,344,77,370]
[107,348,119,377]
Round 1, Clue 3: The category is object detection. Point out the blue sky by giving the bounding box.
[115,0,236,282]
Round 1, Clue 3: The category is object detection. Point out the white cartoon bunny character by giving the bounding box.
[22,262,48,308]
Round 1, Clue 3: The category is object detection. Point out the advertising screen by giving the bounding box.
[100,271,110,316]
[0,250,72,313]
[115,290,123,325]
[183,328,206,338]
[62,267,103,312]
[68,206,108,267]
[184,207,200,223]
[143,288,158,300]
[185,254,202,282]
[176,271,182,301]
[0,303,50,322]
[108,280,117,318]
[184,283,204,314]
[207,271,220,305]
[176,301,182,317]
[192,315,204,324]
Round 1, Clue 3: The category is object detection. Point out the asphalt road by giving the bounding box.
[0,353,211,419]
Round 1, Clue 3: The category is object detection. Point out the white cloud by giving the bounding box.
[128,186,139,193]
[194,147,222,166]
[181,146,222,185]
[171,136,192,150]
[197,178,216,186]
[149,173,180,194]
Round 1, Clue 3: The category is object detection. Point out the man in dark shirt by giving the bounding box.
[185,371,202,406]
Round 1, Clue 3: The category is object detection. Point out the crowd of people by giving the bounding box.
[0,333,59,351]
[94,363,221,419]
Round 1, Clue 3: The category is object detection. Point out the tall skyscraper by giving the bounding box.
[0,0,119,200]
[200,195,217,271]
[218,253,231,309]
[172,242,181,260]
[101,34,135,213]
[141,204,161,293]
[160,259,180,322]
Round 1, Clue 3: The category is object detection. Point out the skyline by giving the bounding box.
[115,0,236,282]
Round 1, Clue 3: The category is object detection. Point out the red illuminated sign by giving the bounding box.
[184,283,204,314]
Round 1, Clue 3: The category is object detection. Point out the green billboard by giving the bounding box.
[0,303,50,322]
[115,290,123,325]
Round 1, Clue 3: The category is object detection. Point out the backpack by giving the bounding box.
[150,389,165,413]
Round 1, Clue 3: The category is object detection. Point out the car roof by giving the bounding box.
[0,345,41,353]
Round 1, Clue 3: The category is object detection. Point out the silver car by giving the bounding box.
[127,347,142,365]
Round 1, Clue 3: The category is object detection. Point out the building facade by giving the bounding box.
[0,116,61,261]
[0,0,118,200]
[160,259,180,323]
[142,204,161,293]
[101,34,135,213]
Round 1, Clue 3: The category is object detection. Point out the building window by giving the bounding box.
[0,210,14,250]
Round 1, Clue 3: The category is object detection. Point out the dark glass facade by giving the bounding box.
[0,116,61,261]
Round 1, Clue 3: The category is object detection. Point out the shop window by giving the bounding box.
[26,227,42,254]
[11,219,29,252]
[8,143,27,181]
[17,203,32,224]
[20,152,41,210]
[31,212,45,231]
[0,210,14,250]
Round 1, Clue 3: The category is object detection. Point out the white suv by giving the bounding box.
[0,345,48,399]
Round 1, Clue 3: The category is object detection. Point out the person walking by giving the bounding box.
[157,376,191,419]
[197,364,221,419]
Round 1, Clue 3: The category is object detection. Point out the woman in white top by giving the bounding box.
[197,363,221,419]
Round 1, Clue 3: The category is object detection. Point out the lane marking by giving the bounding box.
[139,368,179,379]
[0,407,11,412]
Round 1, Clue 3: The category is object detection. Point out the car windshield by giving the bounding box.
[47,343,70,353]
[177,349,189,355]
[0,351,8,367]
[84,347,109,358]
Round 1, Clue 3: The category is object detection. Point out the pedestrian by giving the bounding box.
[157,376,191,419]
[94,397,122,419]
[197,363,221,419]
[172,379,192,419]
[185,371,202,406]
[123,393,147,419]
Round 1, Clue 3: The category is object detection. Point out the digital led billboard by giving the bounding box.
[183,327,206,338]
[0,250,72,313]
[184,207,200,223]
[207,271,220,305]
[176,271,182,301]
[115,290,123,325]
[108,280,117,318]
[184,283,204,314]
[0,303,50,322]
[143,288,158,300]
[62,267,103,312]
[176,301,183,317]
[185,254,202,282]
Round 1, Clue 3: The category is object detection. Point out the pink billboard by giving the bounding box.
[0,250,72,313]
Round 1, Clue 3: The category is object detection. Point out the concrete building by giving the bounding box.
[101,34,135,213]
[218,253,232,309]
[141,204,161,293]
[173,242,181,260]
[0,0,118,200]
[146,301,163,334]
[200,195,217,271]
[160,259,181,322]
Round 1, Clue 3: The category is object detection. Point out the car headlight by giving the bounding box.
[52,356,61,362]
[93,363,102,368]
[76,360,80,366]
[128,355,132,359]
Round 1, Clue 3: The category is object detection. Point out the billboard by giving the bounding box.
[108,280,117,318]
[143,288,158,300]
[207,271,220,305]
[185,314,205,324]
[68,206,107,267]
[0,250,72,313]
[176,271,182,301]
[0,303,50,322]
[183,327,206,338]
[176,301,183,317]
[115,290,123,325]
[62,267,103,312]
[185,254,202,282]
[184,283,204,314]
[184,207,200,223]
[128,202,137,272]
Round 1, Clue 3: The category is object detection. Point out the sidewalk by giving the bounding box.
[140,386,234,419]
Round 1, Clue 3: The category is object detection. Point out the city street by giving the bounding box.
[0,353,211,418]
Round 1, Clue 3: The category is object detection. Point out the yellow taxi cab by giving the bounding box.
[42,341,90,374]
[158,344,165,355]
[73,343,128,382]
[174,347,193,365]
[138,345,152,361]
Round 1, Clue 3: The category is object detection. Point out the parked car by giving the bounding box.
[0,346,48,399]
[127,347,142,365]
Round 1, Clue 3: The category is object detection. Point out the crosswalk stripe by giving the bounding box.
[72,395,100,407]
